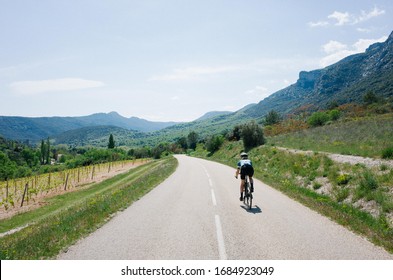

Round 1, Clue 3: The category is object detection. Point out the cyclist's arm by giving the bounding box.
[235,167,240,178]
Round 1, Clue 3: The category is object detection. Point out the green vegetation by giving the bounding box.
[192,140,393,253]
[0,156,177,259]
[0,133,183,181]
[307,109,341,127]
[108,134,115,149]
[382,147,393,159]
[240,121,265,151]
[269,113,393,158]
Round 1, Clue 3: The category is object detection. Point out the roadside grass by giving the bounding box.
[0,156,178,259]
[192,141,393,254]
[268,114,393,158]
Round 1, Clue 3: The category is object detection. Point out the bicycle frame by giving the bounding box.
[243,175,253,209]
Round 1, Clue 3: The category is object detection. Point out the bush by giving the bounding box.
[241,121,266,151]
[336,173,351,185]
[307,111,330,127]
[205,135,224,154]
[264,110,281,126]
[329,109,341,121]
[382,147,393,159]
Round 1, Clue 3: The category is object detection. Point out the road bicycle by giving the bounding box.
[243,175,253,210]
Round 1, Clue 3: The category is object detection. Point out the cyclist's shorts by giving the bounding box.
[240,164,254,179]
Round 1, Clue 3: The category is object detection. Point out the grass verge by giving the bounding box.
[0,156,177,259]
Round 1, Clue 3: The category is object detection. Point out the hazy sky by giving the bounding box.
[1,0,392,122]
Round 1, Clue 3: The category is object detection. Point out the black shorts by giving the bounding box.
[240,164,254,180]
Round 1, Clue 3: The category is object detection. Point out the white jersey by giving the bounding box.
[237,159,252,168]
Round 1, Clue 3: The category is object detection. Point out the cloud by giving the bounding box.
[356,7,385,23]
[322,40,348,54]
[328,11,351,26]
[10,78,105,95]
[308,21,329,27]
[309,6,385,27]
[320,36,387,67]
[149,66,239,81]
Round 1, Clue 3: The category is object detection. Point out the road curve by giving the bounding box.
[58,155,393,260]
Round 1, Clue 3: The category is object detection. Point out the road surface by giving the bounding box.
[58,155,393,259]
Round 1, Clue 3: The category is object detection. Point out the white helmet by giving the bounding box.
[240,152,248,158]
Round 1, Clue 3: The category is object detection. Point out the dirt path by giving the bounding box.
[277,147,393,168]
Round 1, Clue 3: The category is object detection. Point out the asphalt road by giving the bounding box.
[58,155,393,260]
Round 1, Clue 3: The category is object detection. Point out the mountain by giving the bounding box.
[141,31,393,145]
[0,112,179,143]
[194,111,232,121]
[2,31,392,147]
[245,31,393,117]
[53,125,143,147]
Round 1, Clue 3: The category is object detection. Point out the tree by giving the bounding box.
[0,151,17,180]
[227,125,242,141]
[205,135,224,154]
[46,137,50,164]
[108,134,115,149]
[40,139,50,165]
[187,131,198,150]
[176,137,188,150]
[363,91,378,104]
[241,121,265,151]
[264,110,281,126]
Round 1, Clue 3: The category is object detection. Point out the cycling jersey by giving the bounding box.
[237,159,252,168]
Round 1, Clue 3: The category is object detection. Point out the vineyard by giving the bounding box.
[0,159,146,218]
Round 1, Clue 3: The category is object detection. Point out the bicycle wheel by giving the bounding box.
[244,190,249,206]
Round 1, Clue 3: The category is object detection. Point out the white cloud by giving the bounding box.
[9,78,105,95]
[308,20,329,27]
[357,27,371,33]
[356,7,385,23]
[310,7,385,28]
[320,36,387,67]
[149,66,239,81]
[328,11,351,26]
[322,40,348,54]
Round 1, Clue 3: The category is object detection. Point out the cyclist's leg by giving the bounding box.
[249,176,254,192]
[249,166,255,192]
[240,179,245,200]
[240,169,246,201]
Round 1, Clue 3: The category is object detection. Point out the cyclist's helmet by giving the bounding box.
[240,152,248,158]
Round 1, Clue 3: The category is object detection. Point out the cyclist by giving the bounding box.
[235,152,254,201]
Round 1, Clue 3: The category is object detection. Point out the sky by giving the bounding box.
[1,0,392,122]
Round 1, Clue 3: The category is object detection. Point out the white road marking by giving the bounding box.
[211,189,217,206]
[202,162,226,259]
[215,214,227,260]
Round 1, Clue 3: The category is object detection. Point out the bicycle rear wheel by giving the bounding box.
[244,182,252,209]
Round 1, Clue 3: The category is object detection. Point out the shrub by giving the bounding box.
[362,172,379,190]
[205,135,224,154]
[241,121,266,151]
[264,110,281,126]
[307,111,330,127]
[329,109,341,121]
[355,171,379,199]
[382,147,393,159]
[313,182,322,190]
[336,173,351,185]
